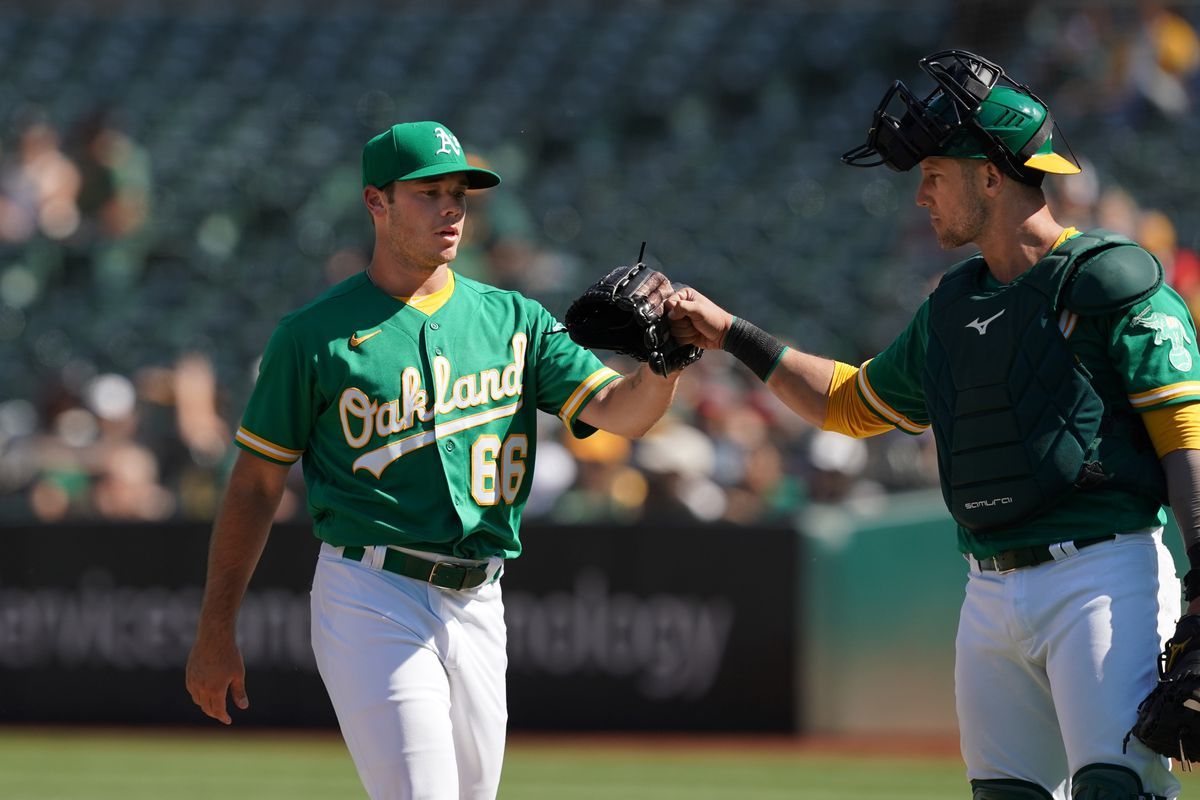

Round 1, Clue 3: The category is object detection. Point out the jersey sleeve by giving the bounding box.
[823,361,899,438]
[1141,402,1200,457]
[529,303,620,438]
[1112,284,1200,412]
[234,323,316,465]
[856,299,932,435]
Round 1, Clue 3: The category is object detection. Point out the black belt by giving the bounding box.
[342,545,492,590]
[974,534,1116,573]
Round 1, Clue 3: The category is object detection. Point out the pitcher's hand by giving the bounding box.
[186,629,249,725]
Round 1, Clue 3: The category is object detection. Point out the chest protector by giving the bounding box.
[921,229,1168,535]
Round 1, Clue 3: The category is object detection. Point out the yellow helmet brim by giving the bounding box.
[1024,151,1081,175]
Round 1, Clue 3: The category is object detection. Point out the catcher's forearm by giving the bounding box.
[1163,449,1200,610]
[577,364,679,438]
[763,348,836,429]
[719,318,833,428]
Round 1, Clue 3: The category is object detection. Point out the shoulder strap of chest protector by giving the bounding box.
[1021,228,1162,316]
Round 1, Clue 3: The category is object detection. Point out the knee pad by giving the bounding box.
[971,778,1055,800]
[1071,763,1164,800]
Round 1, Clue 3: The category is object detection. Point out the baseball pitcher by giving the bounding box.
[185,121,694,800]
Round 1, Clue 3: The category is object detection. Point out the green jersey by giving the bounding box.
[859,246,1200,559]
[234,271,620,560]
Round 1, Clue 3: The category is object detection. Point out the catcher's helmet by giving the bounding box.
[841,50,1080,185]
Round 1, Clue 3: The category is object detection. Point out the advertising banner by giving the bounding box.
[0,523,798,731]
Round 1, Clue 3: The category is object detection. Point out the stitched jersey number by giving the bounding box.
[470,434,528,506]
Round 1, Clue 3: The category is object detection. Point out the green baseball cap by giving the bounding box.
[362,121,501,189]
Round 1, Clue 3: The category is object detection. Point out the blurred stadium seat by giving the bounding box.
[2,0,1199,523]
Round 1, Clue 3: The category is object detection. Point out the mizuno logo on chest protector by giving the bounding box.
[965,309,1006,335]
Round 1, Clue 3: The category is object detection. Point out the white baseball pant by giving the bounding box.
[310,543,508,800]
[956,528,1181,799]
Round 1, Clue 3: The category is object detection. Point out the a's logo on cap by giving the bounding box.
[433,127,462,157]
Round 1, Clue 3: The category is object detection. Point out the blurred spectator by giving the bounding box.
[22,378,96,521]
[0,141,36,243]
[1139,207,1200,293]
[22,371,176,522]
[0,118,81,244]
[721,440,806,525]
[73,110,152,243]
[804,430,885,512]
[86,371,175,521]
[633,420,726,524]
[1044,156,1101,229]
[551,427,645,523]
[172,352,230,469]
[27,430,91,522]
[91,440,175,521]
[66,110,154,297]
[1122,1,1200,120]
[1137,207,1200,320]
[134,353,238,521]
[1095,186,1141,237]
[523,415,580,517]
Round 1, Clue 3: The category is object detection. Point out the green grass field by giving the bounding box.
[1,728,1197,799]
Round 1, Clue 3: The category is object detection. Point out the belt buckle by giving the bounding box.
[427,561,462,589]
[988,555,1017,575]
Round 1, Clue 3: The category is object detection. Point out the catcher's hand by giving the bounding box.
[564,253,702,378]
[1126,614,1200,766]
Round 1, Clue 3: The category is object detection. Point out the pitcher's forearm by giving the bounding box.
[196,453,290,629]
[578,364,681,438]
[197,501,275,628]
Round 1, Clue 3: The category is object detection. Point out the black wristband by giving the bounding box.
[723,317,786,382]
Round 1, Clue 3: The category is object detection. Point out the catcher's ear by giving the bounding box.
[364,186,389,219]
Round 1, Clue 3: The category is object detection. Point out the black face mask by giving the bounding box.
[841,49,1044,183]
[839,77,974,172]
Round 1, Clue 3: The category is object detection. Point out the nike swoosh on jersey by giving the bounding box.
[349,330,383,347]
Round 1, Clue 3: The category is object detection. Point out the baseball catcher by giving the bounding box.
[666,48,1200,799]
[1128,613,1200,769]
[563,244,701,377]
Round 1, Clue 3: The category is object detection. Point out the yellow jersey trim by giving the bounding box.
[1141,401,1200,457]
[1128,381,1200,409]
[559,367,622,425]
[855,360,929,434]
[235,427,303,463]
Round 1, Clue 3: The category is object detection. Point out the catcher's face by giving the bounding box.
[915,157,989,250]
[374,173,469,270]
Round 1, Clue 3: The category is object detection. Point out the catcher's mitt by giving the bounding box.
[1126,614,1200,767]
[563,247,701,378]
